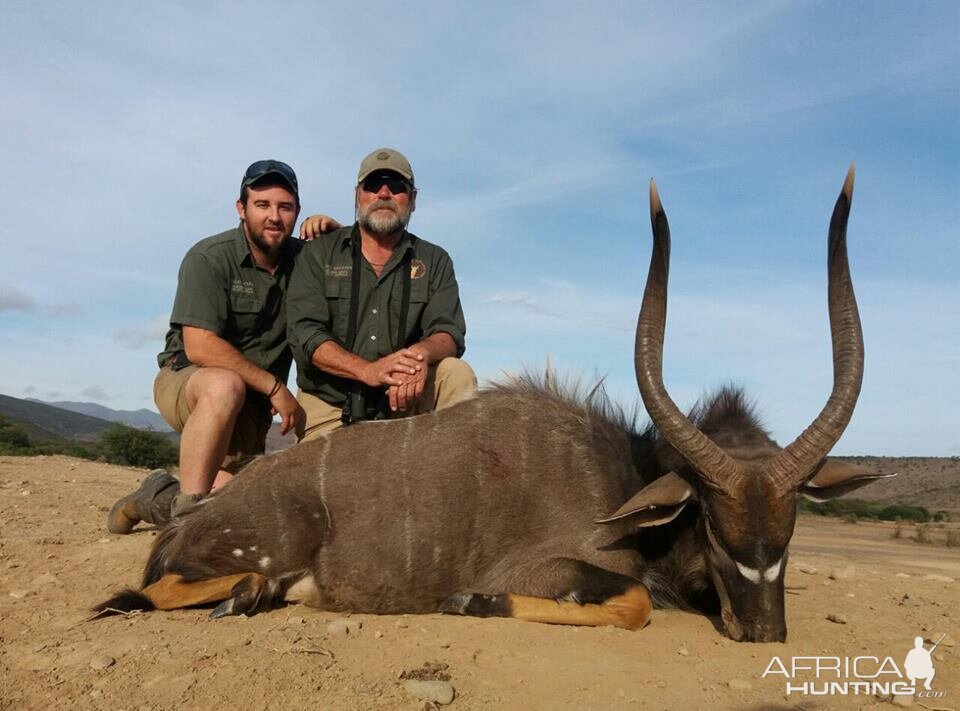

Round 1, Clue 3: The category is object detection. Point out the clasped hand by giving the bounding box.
[361,349,427,412]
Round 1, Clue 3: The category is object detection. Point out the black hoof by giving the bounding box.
[438,592,510,618]
[209,599,236,619]
[438,592,474,615]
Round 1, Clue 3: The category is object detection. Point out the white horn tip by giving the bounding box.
[843,163,855,200]
[649,178,662,217]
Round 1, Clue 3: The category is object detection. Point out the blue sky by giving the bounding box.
[0,1,957,455]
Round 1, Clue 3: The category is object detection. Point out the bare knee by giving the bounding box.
[188,369,247,413]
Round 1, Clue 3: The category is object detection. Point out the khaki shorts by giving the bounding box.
[297,357,478,442]
[154,365,273,473]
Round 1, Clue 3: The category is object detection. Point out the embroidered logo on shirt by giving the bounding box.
[410,260,427,279]
[231,279,256,295]
[324,265,352,278]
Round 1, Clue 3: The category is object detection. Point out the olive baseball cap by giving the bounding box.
[241,159,299,196]
[357,148,414,186]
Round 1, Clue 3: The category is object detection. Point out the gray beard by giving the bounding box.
[359,202,409,236]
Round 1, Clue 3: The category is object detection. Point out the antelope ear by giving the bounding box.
[595,471,694,528]
[799,459,897,502]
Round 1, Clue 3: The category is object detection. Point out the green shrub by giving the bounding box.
[878,504,930,523]
[799,498,934,524]
[0,441,34,455]
[0,415,32,449]
[99,424,177,469]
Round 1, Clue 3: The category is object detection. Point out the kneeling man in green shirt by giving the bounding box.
[107,160,310,532]
[289,148,477,440]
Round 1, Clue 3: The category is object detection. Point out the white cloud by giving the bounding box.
[0,287,36,313]
[81,385,108,401]
[113,315,171,349]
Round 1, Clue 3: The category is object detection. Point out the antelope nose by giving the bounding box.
[744,622,787,644]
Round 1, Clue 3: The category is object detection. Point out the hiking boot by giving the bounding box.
[106,468,180,534]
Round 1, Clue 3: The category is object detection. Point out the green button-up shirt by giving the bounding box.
[287,224,466,406]
[157,225,301,381]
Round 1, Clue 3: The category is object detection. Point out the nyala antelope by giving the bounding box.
[95,166,887,642]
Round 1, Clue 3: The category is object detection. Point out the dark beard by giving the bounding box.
[248,230,282,256]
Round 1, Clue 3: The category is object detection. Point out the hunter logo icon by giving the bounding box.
[410,259,426,279]
[904,635,943,691]
[376,150,391,160]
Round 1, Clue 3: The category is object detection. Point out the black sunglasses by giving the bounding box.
[361,173,411,195]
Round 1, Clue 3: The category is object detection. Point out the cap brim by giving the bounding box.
[243,170,298,194]
[356,168,414,185]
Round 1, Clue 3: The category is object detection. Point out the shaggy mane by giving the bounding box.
[487,367,644,436]
[687,385,775,451]
[488,370,778,460]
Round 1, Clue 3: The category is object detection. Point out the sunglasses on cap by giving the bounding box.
[361,172,411,195]
[242,160,299,193]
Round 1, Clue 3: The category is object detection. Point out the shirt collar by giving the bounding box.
[341,223,415,255]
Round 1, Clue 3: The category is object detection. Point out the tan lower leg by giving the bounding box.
[421,358,478,412]
[142,573,265,610]
[507,585,652,630]
[296,390,344,442]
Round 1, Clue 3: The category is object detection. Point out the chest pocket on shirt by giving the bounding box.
[402,278,430,344]
[324,278,352,343]
[229,292,264,336]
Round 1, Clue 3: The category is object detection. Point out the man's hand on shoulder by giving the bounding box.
[299,214,343,241]
[269,383,306,435]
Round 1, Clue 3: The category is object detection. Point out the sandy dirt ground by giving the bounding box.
[1,455,957,711]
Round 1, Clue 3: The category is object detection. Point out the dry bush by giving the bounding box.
[891,523,903,539]
[946,530,960,548]
[913,525,932,545]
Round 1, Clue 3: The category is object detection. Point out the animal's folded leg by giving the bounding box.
[439,558,652,630]
[440,586,651,630]
[141,572,266,611]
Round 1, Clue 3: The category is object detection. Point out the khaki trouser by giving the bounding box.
[296,357,477,442]
[153,365,273,473]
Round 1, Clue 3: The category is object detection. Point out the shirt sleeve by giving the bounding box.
[286,242,338,366]
[421,248,466,356]
[169,253,228,335]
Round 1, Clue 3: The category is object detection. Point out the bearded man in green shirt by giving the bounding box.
[289,148,477,440]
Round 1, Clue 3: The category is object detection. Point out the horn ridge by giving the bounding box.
[767,165,864,488]
[635,180,741,492]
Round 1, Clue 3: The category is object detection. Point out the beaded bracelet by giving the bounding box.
[268,377,283,398]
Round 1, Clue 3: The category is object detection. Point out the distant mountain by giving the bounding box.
[30,399,172,431]
[836,456,960,513]
[0,393,123,443]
